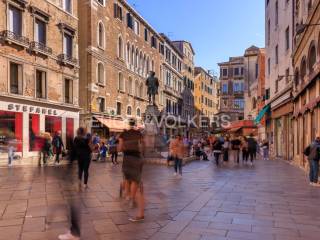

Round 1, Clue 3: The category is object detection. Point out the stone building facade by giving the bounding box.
[194,67,219,132]
[265,0,294,161]
[243,46,266,140]
[160,34,184,136]
[78,0,163,137]
[218,57,245,123]
[172,41,195,136]
[0,0,80,161]
[292,0,320,168]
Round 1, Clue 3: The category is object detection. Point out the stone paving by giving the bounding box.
[1,158,320,240]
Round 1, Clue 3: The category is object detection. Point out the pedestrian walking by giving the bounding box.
[231,136,241,164]
[100,142,107,162]
[212,137,223,166]
[73,127,92,189]
[304,136,320,186]
[262,140,269,160]
[170,135,186,177]
[241,136,249,164]
[52,131,64,165]
[118,119,145,222]
[108,135,119,164]
[247,134,257,166]
[223,136,230,164]
[7,137,16,167]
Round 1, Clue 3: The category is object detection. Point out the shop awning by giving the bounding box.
[254,104,270,125]
[95,117,128,132]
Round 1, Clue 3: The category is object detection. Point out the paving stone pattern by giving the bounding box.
[0,158,320,240]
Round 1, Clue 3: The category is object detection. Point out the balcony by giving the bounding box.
[57,54,79,68]
[0,30,30,48]
[30,41,52,56]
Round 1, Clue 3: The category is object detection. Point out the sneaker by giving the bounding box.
[58,231,80,240]
[173,172,177,177]
[128,216,144,223]
[84,184,88,189]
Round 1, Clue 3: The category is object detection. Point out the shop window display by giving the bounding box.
[0,111,22,152]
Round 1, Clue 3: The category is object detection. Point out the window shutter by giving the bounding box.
[114,3,117,18]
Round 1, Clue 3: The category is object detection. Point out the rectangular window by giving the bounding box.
[114,3,123,20]
[159,43,164,55]
[64,78,73,104]
[275,1,278,26]
[275,45,278,64]
[45,116,62,136]
[36,70,47,99]
[29,114,40,152]
[151,36,157,48]
[127,13,133,29]
[285,68,290,83]
[222,68,228,77]
[9,5,22,35]
[63,33,73,57]
[285,26,290,50]
[267,19,270,45]
[116,102,122,115]
[144,28,148,41]
[66,118,74,150]
[234,99,244,109]
[0,111,23,152]
[234,67,240,76]
[64,0,72,14]
[268,58,271,75]
[10,62,23,95]
[255,63,259,79]
[97,97,105,112]
[222,83,228,94]
[134,20,140,35]
[35,18,46,45]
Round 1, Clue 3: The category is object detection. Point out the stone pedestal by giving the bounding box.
[143,105,162,158]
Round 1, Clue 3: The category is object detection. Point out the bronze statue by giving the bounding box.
[145,71,159,105]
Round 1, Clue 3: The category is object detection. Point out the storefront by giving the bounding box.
[0,99,79,162]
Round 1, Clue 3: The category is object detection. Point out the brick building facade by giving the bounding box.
[0,0,80,162]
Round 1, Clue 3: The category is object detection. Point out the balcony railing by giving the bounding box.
[57,54,79,67]
[0,30,29,48]
[30,41,52,56]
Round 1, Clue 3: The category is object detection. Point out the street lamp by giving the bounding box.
[296,23,320,35]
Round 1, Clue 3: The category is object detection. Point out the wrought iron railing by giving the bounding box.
[0,30,29,46]
[57,54,78,66]
[30,41,52,55]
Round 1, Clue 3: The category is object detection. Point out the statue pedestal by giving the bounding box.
[143,105,162,158]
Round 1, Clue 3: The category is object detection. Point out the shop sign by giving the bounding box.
[7,104,58,116]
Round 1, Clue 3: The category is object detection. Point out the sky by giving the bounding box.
[127,0,265,75]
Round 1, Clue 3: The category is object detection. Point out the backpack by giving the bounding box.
[303,146,310,156]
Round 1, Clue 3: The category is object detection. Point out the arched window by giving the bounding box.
[98,22,105,48]
[294,68,300,87]
[300,57,307,83]
[135,80,139,96]
[139,83,143,98]
[147,57,150,73]
[136,108,141,117]
[135,49,139,69]
[151,60,154,71]
[127,106,132,116]
[118,72,124,91]
[308,44,316,73]
[131,46,135,66]
[143,55,146,75]
[139,52,143,73]
[126,43,130,64]
[128,77,133,95]
[118,36,123,58]
[97,62,105,84]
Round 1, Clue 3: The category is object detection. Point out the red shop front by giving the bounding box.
[0,111,23,152]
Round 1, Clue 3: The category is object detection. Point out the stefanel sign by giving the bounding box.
[7,104,58,116]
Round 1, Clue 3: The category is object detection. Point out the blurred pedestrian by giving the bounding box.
[74,127,92,189]
[100,142,107,162]
[118,119,145,222]
[7,137,16,167]
[247,134,258,166]
[223,136,230,164]
[305,136,320,186]
[231,136,241,165]
[170,135,186,177]
[212,137,223,166]
[262,140,269,160]
[108,135,119,165]
[52,131,64,165]
[241,136,249,164]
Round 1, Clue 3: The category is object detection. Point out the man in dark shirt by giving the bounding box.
[119,119,145,222]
